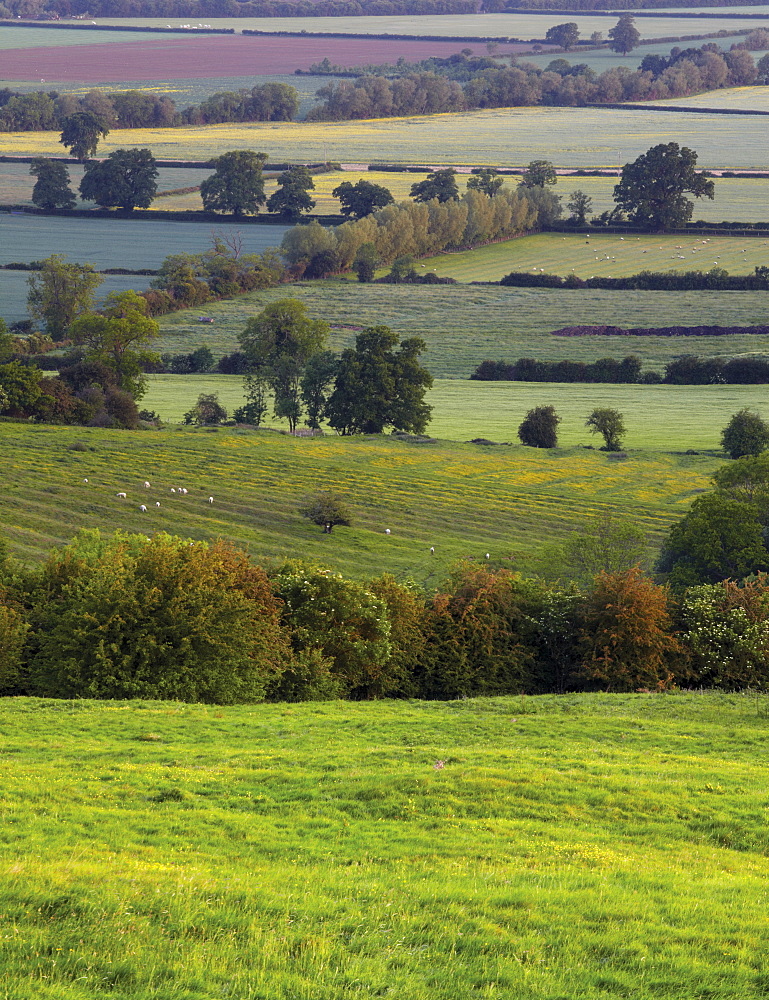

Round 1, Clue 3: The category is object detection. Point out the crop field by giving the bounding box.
[421,232,769,282]
[0,214,288,269]
[3,692,769,1000]
[0,270,148,323]
[3,105,769,169]
[142,372,769,454]
[100,11,769,39]
[650,85,769,112]
[0,34,527,86]
[521,35,760,72]
[151,283,769,378]
[0,419,717,576]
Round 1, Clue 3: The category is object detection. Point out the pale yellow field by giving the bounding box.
[2,105,769,169]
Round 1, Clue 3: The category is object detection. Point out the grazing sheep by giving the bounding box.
[385,528,391,535]
[155,502,161,507]
[116,492,127,498]
[83,478,88,483]
[208,496,214,504]
[171,488,176,493]
[139,504,147,512]
[429,546,435,554]
[143,481,150,488]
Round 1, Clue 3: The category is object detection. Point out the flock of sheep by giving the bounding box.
[82,478,214,513]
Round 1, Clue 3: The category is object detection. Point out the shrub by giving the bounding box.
[0,594,28,695]
[577,568,680,692]
[721,408,769,459]
[25,532,289,703]
[518,405,560,448]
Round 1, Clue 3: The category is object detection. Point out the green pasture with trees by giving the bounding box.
[1,692,768,998]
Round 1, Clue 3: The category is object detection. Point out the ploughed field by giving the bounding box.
[2,693,769,999]
[0,422,716,575]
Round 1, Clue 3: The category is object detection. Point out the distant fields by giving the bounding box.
[4,693,769,999]
[153,283,769,378]
[420,232,769,282]
[651,85,769,111]
[143,373,769,452]
[0,420,717,574]
[3,106,769,168]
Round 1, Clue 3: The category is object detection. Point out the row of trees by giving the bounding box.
[544,15,640,54]
[472,354,769,387]
[307,42,765,121]
[0,0,473,19]
[0,82,298,134]
[5,520,769,703]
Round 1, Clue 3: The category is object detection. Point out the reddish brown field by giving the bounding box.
[1,34,543,83]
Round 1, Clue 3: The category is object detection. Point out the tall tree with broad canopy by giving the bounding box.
[332,179,394,218]
[613,143,715,230]
[467,168,504,197]
[544,22,580,50]
[266,165,315,220]
[325,326,432,435]
[519,159,557,189]
[238,298,328,432]
[585,407,626,451]
[59,110,110,161]
[410,168,459,204]
[201,150,268,217]
[68,290,160,400]
[608,14,641,55]
[29,158,75,210]
[27,253,103,340]
[79,148,158,211]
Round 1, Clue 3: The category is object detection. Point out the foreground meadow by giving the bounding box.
[2,692,769,999]
[0,421,716,575]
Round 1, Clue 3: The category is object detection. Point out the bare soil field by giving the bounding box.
[0,34,533,84]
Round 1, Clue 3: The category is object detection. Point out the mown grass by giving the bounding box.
[420,231,769,282]
[2,692,769,999]
[154,282,769,378]
[3,104,768,168]
[0,420,717,576]
[143,373,769,452]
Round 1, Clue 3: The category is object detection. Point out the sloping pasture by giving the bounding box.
[3,105,768,168]
[0,420,716,574]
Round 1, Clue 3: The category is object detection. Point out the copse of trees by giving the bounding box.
[500,269,769,292]
[80,148,158,211]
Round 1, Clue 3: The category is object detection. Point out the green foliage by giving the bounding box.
[300,350,338,429]
[541,512,647,586]
[680,577,769,690]
[59,110,109,161]
[183,392,228,426]
[24,531,289,703]
[299,490,352,533]
[332,179,394,219]
[29,157,75,210]
[266,165,315,221]
[608,14,641,55]
[545,22,580,50]
[0,362,43,418]
[326,326,432,436]
[721,408,769,459]
[26,253,103,341]
[614,143,715,231]
[69,290,161,400]
[80,148,159,211]
[657,492,769,590]
[352,242,378,283]
[238,298,329,433]
[467,168,503,198]
[578,568,679,692]
[233,371,269,426]
[271,561,391,698]
[566,188,592,225]
[519,159,557,189]
[585,406,625,451]
[200,150,267,217]
[518,404,560,448]
[410,168,459,204]
[0,592,28,695]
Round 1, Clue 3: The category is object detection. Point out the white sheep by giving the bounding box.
[116,492,127,498]
[208,496,214,504]
[385,528,391,535]
[171,488,176,493]
[83,478,88,483]
[143,481,150,488]
[429,546,435,554]
[139,504,147,512]
[155,502,161,507]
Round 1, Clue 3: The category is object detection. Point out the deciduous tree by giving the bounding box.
[59,110,109,160]
[80,148,158,211]
[467,168,504,197]
[519,159,557,188]
[266,165,315,220]
[545,22,580,50]
[607,14,640,55]
[585,407,625,450]
[721,408,769,459]
[518,404,560,448]
[613,142,714,230]
[27,253,103,340]
[410,168,459,204]
[183,392,228,425]
[332,179,394,218]
[29,158,75,210]
[201,150,267,216]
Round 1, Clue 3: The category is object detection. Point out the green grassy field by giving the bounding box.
[3,692,769,999]
[0,419,717,576]
[420,232,769,282]
[3,105,769,168]
[153,282,769,378]
[649,84,769,111]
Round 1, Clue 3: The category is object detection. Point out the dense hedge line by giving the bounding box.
[500,267,769,291]
[472,354,769,385]
[3,526,769,703]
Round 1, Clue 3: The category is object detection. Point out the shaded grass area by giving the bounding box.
[2,692,769,999]
[155,282,769,378]
[3,105,769,168]
[143,373,769,452]
[0,421,717,576]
